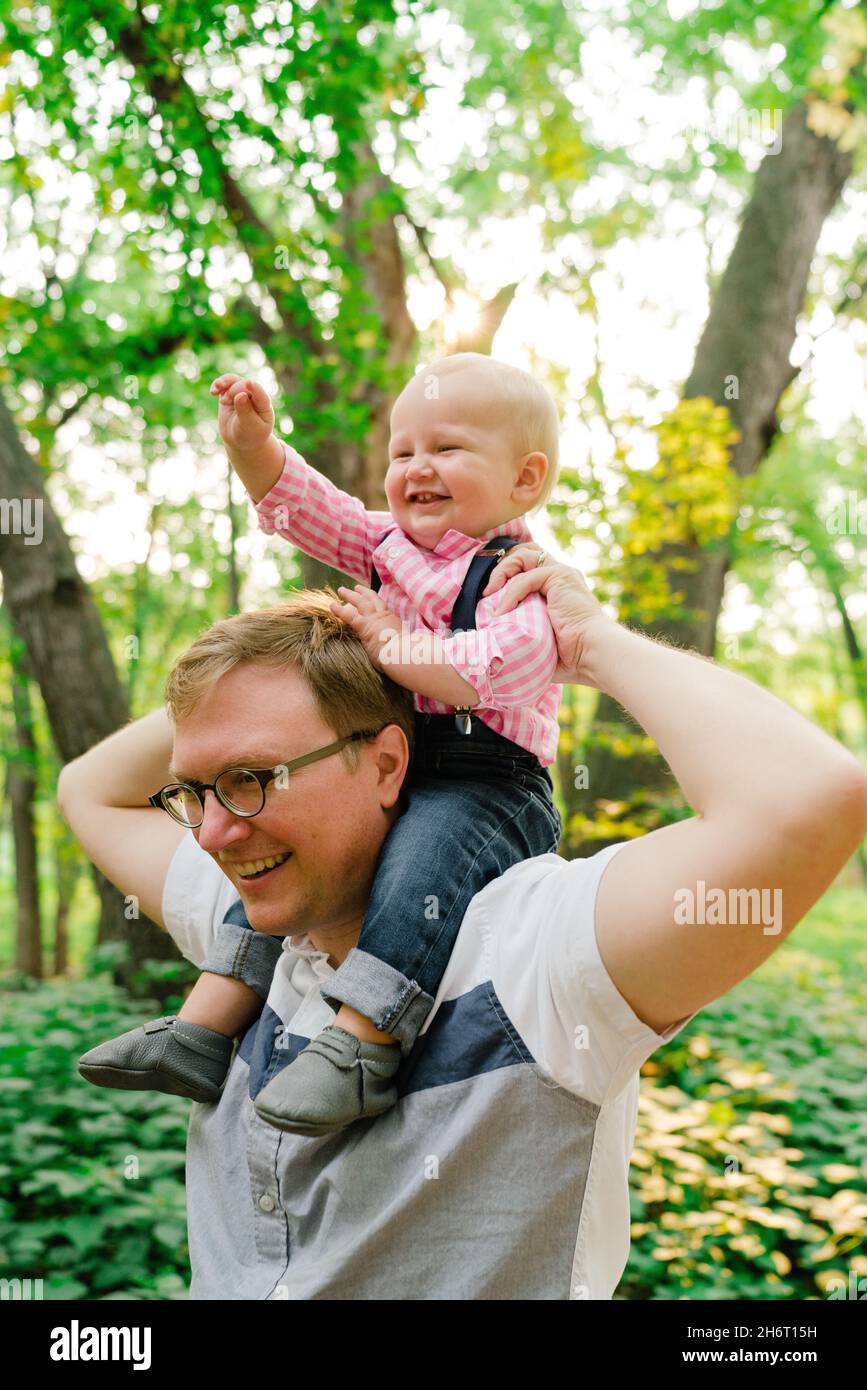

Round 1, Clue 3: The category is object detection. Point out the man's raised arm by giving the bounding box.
[586,621,867,1034]
[486,551,867,1037]
[56,708,185,929]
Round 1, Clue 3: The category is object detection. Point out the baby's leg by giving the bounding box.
[322,769,562,1056]
[78,905,287,1102]
[250,770,559,1134]
[178,972,263,1038]
[332,1003,396,1044]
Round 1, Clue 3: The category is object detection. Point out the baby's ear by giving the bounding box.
[515,451,548,501]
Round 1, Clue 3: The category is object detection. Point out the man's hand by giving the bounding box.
[330,585,405,670]
[481,544,614,687]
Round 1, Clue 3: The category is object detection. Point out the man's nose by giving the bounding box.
[195,789,254,853]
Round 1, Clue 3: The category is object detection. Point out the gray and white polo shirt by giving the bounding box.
[162,833,696,1300]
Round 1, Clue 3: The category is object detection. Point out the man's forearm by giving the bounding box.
[57,707,175,810]
[227,433,285,504]
[585,622,867,825]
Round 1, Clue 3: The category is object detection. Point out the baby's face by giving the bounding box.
[385,369,540,548]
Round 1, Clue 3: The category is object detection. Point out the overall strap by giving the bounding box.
[369,534,525,735]
[369,532,391,595]
[450,535,523,633]
[449,535,525,733]
[369,534,524,622]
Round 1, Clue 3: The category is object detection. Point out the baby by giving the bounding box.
[79,353,564,1137]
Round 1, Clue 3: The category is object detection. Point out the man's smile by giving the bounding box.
[218,849,292,881]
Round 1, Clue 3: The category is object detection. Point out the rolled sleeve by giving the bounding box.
[484,843,698,1105]
[440,623,505,707]
[443,592,558,710]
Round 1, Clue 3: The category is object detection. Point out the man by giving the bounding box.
[57,554,867,1300]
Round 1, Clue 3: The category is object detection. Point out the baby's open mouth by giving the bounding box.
[408,492,449,505]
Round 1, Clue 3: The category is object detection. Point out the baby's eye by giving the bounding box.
[437,446,458,452]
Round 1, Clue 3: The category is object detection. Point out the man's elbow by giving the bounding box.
[56,759,85,825]
[786,761,867,862]
[841,764,867,840]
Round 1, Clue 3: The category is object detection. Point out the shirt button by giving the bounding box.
[388,546,399,558]
[258,1193,276,1213]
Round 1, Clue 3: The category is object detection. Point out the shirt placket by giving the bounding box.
[247,1104,289,1268]
[244,952,334,1277]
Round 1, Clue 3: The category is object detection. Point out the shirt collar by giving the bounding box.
[429,515,534,560]
[284,932,328,959]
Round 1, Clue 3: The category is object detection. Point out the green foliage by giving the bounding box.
[732,413,867,728]
[0,975,192,1299]
[621,887,867,1300]
[614,397,741,627]
[2,891,864,1300]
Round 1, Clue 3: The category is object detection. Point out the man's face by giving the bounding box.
[384,368,540,548]
[170,663,407,946]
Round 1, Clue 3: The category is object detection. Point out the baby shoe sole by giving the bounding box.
[78,1060,222,1104]
[252,1085,398,1136]
[251,1097,344,1136]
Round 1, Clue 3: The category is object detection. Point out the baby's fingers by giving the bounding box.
[337,583,381,613]
[210,374,242,395]
[241,380,271,411]
[329,598,361,625]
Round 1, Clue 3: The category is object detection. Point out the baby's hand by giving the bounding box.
[329,585,405,669]
[210,375,275,455]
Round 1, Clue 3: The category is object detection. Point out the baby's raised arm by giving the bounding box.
[211,376,284,501]
[211,374,390,582]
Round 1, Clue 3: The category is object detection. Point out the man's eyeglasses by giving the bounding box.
[148,729,384,829]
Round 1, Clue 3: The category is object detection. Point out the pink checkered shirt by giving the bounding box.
[252,440,562,766]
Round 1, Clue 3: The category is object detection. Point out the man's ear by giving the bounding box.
[373,724,411,810]
[512,451,548,507]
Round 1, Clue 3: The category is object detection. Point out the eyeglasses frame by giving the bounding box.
[148,727,384,828]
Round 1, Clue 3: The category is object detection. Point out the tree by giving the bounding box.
[0,389,179,985]
[569,97,859,853]
[4,620,41,977]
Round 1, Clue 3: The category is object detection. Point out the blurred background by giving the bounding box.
[0,0,865,1300]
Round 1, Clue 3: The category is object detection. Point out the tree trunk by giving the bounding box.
[575,103,855,856]
[52,843,77,977]
[825,571,867,716]
[0,388,180,990]
[7,627,41,978]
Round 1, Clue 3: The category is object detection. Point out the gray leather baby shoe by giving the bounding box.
[78,1015,235,1103]
[253,1025,401,1136]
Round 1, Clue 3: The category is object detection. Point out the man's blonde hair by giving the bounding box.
[164,589,416,770]
[414,352,560,513]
